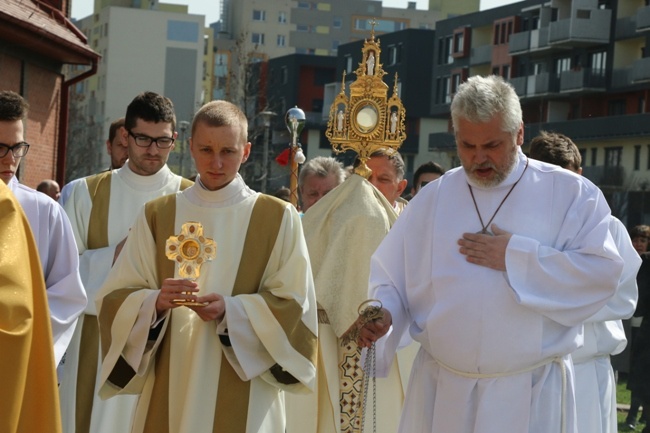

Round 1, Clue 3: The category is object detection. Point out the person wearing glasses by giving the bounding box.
[0,90,87,384]
[60,91,193,433]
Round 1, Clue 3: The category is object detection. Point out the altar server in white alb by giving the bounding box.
[0,90,86,374]
[529,130,641,433]
[61,91,192,433]
[356,75,623,433]
[96,100,317,433]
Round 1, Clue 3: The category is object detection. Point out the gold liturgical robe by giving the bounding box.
[96,177,317,433]
[0,181,61,433]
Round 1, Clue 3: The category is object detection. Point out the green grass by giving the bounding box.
[618,376,645,432]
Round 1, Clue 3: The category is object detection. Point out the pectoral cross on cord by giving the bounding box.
[467,157,529,235]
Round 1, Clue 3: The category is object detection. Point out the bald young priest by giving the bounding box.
[96,100,317,432]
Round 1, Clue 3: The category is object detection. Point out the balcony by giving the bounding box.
[615,16,638,39]
[525,72,559,97]
[469,45,492,66]
[581,165,625,188]
[549,9,612,47]
[508,76,527,96]
[631,57,650,82]
[530,27,551,52]
[509,31,530,55]
[638,5,650,32]
[611,67,632,88]
[525,113,650,142]
[559,68,606,93]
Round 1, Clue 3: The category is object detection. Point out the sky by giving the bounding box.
[71,0,517,23]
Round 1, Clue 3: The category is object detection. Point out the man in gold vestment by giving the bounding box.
[0,181,62,433]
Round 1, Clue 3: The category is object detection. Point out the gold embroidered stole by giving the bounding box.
[100,193,308,433]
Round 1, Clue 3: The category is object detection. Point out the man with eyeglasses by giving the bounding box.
[60,91,193,433]
[0,90,87,384]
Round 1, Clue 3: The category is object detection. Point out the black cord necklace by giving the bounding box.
[467,157,529,235]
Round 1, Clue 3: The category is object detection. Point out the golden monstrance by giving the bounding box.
[325,19,407,178]
[165,221,216,306]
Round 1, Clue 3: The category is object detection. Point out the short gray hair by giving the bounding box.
[450,75,522,137]
[299,156,346,188]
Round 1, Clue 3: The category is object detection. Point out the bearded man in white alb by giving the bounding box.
[357,75,623,433]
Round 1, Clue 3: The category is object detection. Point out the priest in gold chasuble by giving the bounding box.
[96,100,317,433]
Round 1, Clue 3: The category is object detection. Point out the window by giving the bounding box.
[277,35,286,47]
[446,36,453,64]
[438,76,452,103]
[281,66,288,84]
[639,95,646,113]
[167,20,199,43]
[494,19,515,45]
[576,9,591,19]
[451,73,461,94]
[608,99,626,116]
[533,62,546,75]
[252,33,265,45]
[278,11,287,23]
[605,147,622,167]
[502,65,510,79]
[297,24,310,32]
[297,1,311,9]
[252,10,266,21]
[312,98,324,112]
[354,18,406,32]
[332,40,339,50]
[635,145,641,170]
[590,51,606,76]
[333,17,343,29]
[453,32,464,55]
[591,148,598,166]
[555,57,571,77]
[345,55,353,73]
[387,44,402,65]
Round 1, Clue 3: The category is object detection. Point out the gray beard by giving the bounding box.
[465,150,518,188]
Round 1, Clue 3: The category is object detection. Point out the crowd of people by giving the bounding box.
[1,74,648,433]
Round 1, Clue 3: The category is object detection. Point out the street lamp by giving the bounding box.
[178,120,190,177]
[259,111,276,193]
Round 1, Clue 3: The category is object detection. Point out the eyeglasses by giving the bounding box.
[128,131,175,149]
[0,142,30,158]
